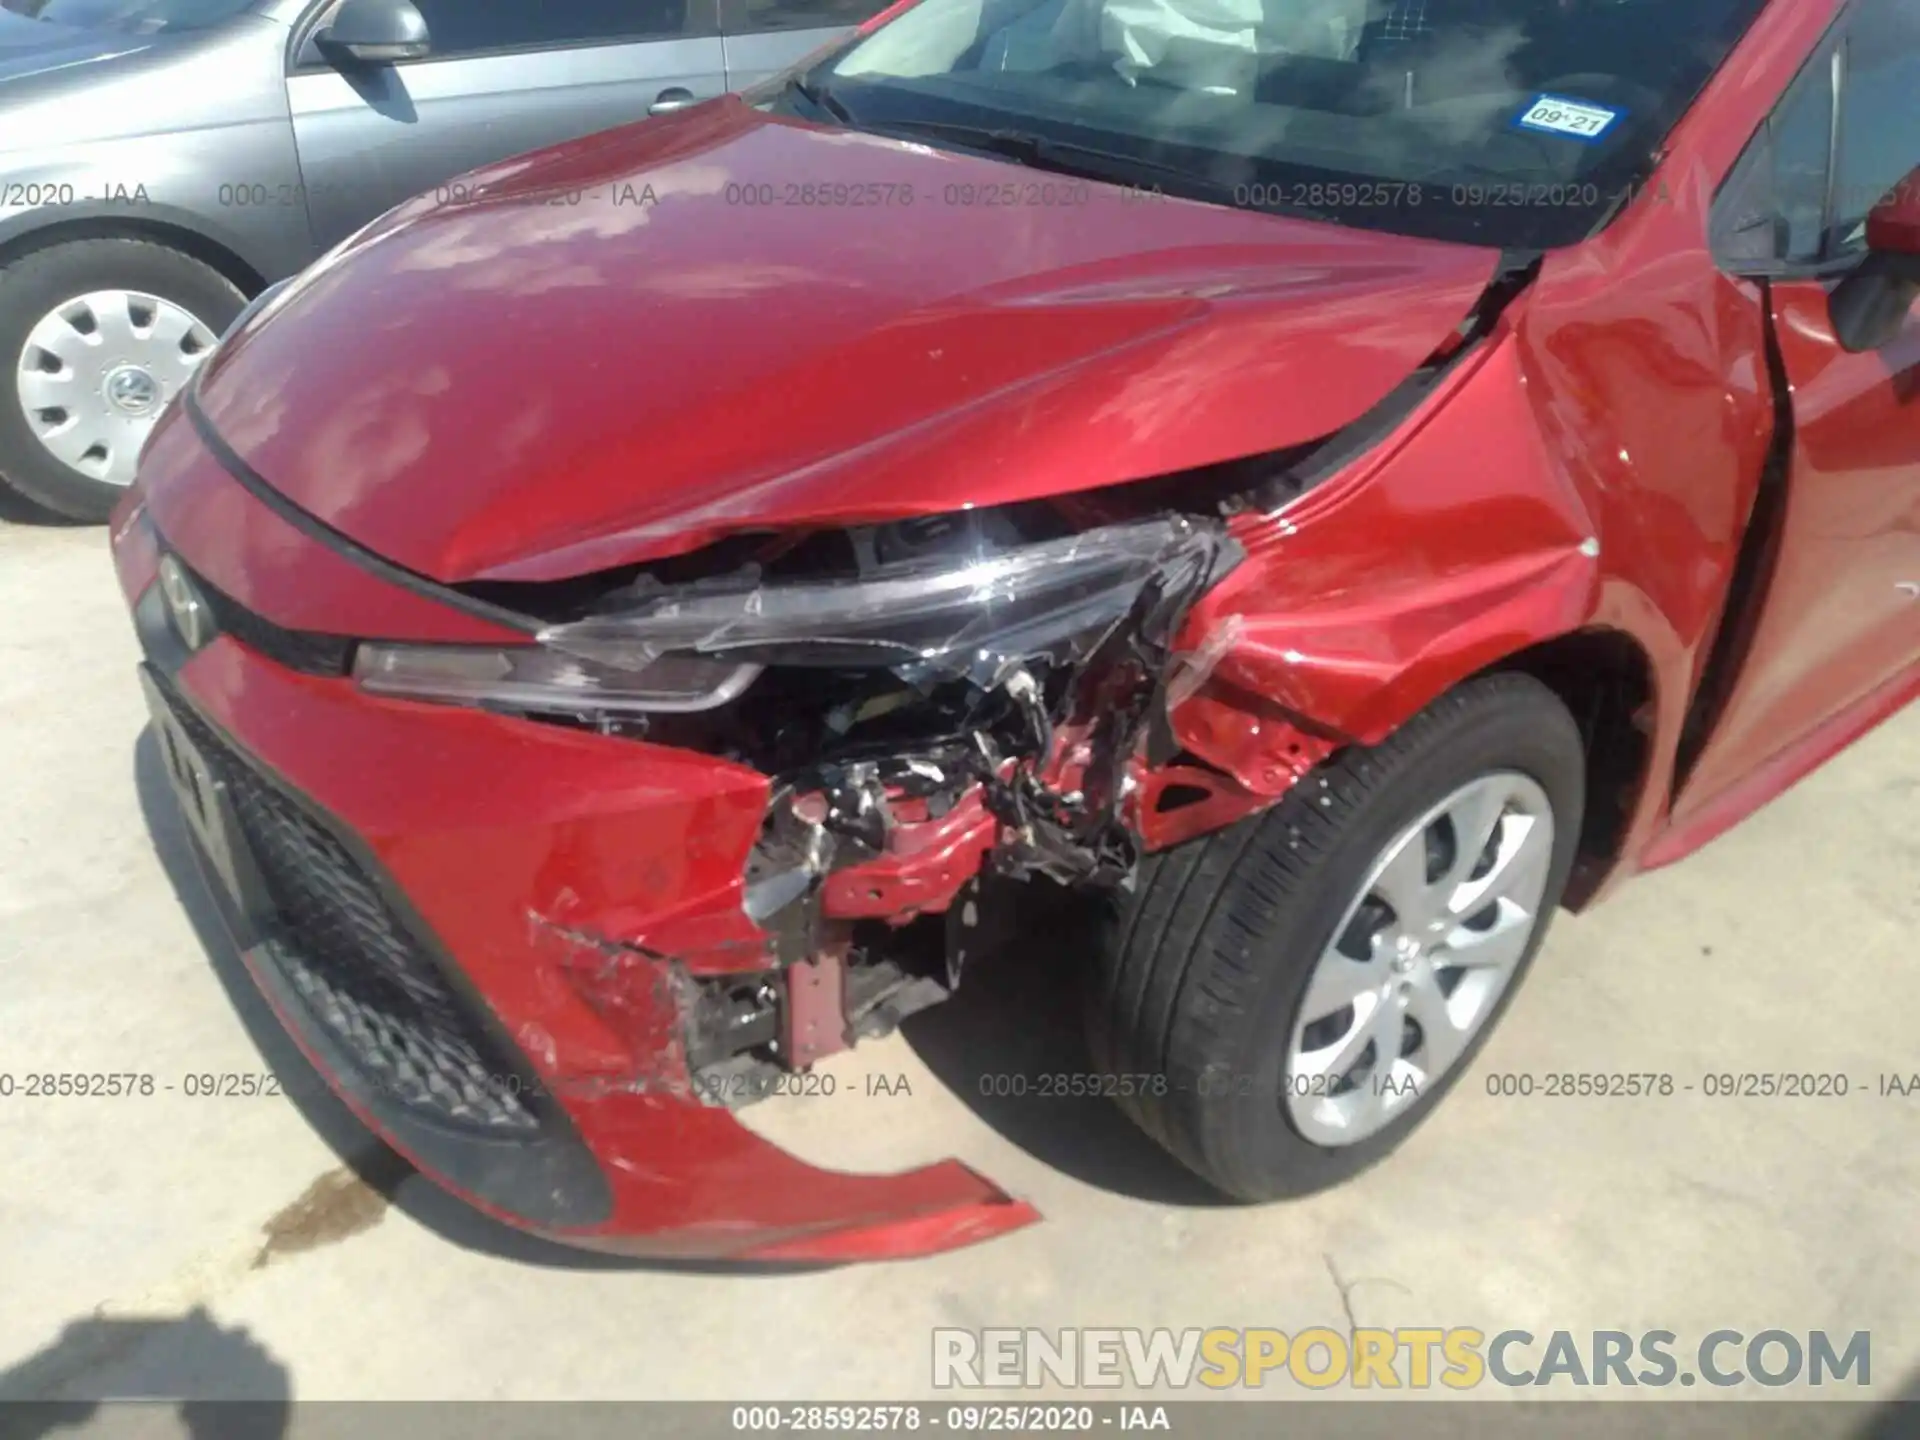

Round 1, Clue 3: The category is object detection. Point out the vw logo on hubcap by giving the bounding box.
[104,364,161,417]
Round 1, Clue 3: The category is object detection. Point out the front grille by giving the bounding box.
[164,692,541,1135]
[182,562,356,677]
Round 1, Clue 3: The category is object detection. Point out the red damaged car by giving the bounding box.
[111,0,1919,1261]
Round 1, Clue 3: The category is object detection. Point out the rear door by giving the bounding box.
[288,0,727,251]
[718,0,882,89]
[1676,0,1920,814]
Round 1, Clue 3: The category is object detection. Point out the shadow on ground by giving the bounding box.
[0,484,79,527]
[901,879,1228,1208]
[1852,1362,1920,1438]
[0,1308,290,1432]
[132,730,820,1277]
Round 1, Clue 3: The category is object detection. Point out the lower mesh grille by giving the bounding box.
[164,692,541,1134]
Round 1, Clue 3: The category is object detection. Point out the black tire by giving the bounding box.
[1088,671,1585,1200]
[0,239,246,522]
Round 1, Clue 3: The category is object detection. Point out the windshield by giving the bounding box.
[810,0,1771,247]
[0,0,253,33]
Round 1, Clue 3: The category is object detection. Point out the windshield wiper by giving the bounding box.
[864,118,1229,200]
[786,74,856,126]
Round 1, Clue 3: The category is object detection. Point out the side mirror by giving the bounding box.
[317,0,431,64]
[1831,165,1920,354]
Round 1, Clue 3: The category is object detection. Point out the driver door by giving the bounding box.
[286,0,728,252]
[1674,0,1920,825]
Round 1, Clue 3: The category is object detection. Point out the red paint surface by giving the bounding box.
[195,101,1500,583]
[136,408,526,644]
[1644,656,1920,871]
[820,795,999,920]
[1667,278,1920,827]
[116,0,1920,1261]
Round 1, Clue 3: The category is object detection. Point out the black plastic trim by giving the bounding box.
[175,554,358,677]
[1256,249,1544,507]
[1672,277,1796,792]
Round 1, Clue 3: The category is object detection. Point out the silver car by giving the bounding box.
[0,0,873,520]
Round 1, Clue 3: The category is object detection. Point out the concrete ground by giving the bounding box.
[2,502,1918,1422]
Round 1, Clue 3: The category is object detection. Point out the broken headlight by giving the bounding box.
[539,514,1225,686]
[353,512,1229,721]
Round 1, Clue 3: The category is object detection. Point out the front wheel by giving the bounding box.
[0,239,244,521]
[1087,671,1586,1200]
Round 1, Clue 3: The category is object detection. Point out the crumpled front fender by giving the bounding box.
[1169,325,1606,787]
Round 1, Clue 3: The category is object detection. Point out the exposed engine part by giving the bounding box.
[683,977,782,1074]
[681,916,958,1105]
[783,947,847,1068]
[705,509,1238,1088]
[814,763,894,857]
[741,789,835,967]
[504,506,1245,1091]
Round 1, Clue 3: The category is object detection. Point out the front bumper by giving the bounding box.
[111,413,1040,1263]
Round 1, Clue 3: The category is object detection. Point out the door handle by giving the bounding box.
[649,87,696,116]
[1898,581,1920,599]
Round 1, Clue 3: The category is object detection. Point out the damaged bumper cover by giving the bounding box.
[129,588,1040,1261]
[114,429,1244,1262]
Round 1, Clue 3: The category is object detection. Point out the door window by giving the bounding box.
[1831,0,1920,258]
[1713,0,1920,272]
[1713,45,1835,270]
[725,0,887,35]
[409,0,695,56]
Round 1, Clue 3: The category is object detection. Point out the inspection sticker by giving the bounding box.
[1514,94,1622,142]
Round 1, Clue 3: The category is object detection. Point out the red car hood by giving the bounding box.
[196,99,1500,584]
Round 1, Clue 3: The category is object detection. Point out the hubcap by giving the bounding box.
[15,289,218,488]
[1285,771,1555,1147]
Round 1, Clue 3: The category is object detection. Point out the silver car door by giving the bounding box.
[287,0,726,251]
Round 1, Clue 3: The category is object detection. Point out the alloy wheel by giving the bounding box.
[1285,770,1555,1147]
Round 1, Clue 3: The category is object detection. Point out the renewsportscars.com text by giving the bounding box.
[931,1327,1870,1390]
